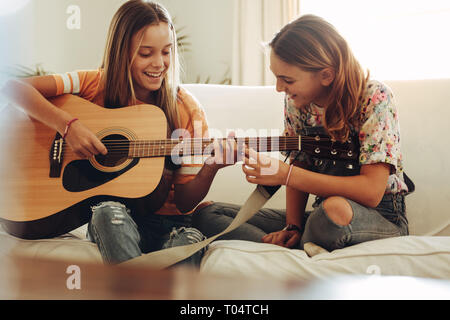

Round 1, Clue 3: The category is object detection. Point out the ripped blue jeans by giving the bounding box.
[87,201,206,266]
[193,194,408,252]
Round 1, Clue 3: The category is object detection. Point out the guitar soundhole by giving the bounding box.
[95,134,130,168]
[63,133,138,192]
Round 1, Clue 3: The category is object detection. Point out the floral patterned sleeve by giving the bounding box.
[358,81,403,174]
[282,96,303,161]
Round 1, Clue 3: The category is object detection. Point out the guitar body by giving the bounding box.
[0,94,168,239]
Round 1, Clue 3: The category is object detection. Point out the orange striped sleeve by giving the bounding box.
[52,70,102,102]
[172,87,209,185]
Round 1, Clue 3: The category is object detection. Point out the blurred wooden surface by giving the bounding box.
[0,254,306,300]
[1,254,449,300]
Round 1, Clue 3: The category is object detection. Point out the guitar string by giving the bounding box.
[60,137,355,156]
[60,137,352,150]
[60,136,349,150]
[60,142,356,158]
[69,136,340,144]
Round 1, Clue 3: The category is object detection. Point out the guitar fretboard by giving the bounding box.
[128,136,300,158]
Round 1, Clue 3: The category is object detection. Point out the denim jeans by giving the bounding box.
[193,193,408,252]
[300,193,408,251]
[192,202,286,242]
[87,201,207,266]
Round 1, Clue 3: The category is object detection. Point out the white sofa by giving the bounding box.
[1,80,449,281]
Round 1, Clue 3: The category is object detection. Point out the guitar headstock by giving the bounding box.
[300,134,359,161]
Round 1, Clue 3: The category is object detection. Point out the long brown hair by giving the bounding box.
[270,14,369,142]
[101,0,181,131]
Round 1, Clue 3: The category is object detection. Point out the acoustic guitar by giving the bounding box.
[0,94,358,239]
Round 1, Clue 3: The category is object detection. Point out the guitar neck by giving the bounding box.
[128,136,300,158]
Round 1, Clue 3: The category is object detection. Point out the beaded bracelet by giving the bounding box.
[62,118,79,139]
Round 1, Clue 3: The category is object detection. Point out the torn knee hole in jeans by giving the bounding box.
[110,215,125,225]
[186,230,205,242]
[91,201,126,211]
[91,201,128,225]
[169,227,205,243]
[110,210,127,225]
[169,227,184,239]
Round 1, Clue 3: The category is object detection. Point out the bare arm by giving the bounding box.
[1,76,106,157]
[287,162,390,208]
[262,160,309,247]
[174,163,219,213]
[242,146,390,208]
[174,135,238,213]
[2,76,72,134]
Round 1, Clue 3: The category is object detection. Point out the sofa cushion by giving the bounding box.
[200,237,450,280]
[0,223,102,263]
[2,223,449,281]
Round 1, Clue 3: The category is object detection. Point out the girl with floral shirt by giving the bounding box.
[194,14,414,252]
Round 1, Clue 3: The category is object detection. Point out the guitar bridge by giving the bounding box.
[49,133,64,178]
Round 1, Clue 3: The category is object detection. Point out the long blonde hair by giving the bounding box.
[101,0,181,131]
[270,14,369,142]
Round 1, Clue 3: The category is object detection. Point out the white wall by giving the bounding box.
[0,0,233,84]
[0,0,124,74]
[156,0,233,84]
[0,1,34,82]
[32,0,126,73]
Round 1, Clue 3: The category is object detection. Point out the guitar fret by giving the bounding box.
[138,140,141,158]
[145,141,148,157]
[163,140,166,156]
[135,141,139,158]
[128,141,132,157]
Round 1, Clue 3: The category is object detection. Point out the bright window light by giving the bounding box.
[300,0,450,80]
[0,0,30,16]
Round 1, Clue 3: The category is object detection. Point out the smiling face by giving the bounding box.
[129,22,173,102]
[270,49,334,110]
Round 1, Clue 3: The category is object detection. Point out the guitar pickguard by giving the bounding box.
[62,158,139,192]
